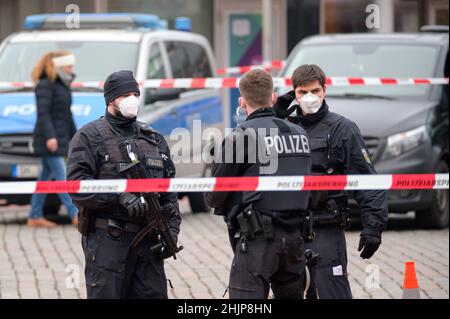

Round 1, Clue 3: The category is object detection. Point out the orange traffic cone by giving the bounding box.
[402,260,421,299]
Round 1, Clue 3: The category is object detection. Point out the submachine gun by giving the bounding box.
[118,140,183,259]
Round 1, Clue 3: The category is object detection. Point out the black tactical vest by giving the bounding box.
[301,111,347,210]
[238,115,311,213]
[93,118,165,220]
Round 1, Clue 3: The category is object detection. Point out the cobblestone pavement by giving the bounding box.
[0,201,448,299]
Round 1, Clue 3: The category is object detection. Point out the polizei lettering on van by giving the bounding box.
[1,104,92,117]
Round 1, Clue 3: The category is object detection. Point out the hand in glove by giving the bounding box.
[273,90,298,118]
[160,203,181,241]
[118,193,148,218]
[358,234,381,259]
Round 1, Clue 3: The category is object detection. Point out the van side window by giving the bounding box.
[147,44,166,79]
[165,41,212,78]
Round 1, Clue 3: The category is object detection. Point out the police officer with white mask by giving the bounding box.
[274,64,388,299]
[67,70,182,299]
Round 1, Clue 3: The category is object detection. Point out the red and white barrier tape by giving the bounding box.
[216,60,286,75]
[1,77,448,90]
[0,81,104,89]
[0,174,447,194]
[142,77,450,89]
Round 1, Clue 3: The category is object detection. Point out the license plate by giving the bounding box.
[12,164,41,178]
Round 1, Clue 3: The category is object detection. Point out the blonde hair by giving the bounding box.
[31,50,72,84]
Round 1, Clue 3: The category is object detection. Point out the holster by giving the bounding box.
[236,204,274,241]
[312,197,351,228]
[77,207,94,236]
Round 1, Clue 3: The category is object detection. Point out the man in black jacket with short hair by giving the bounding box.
[206,69,312,299]
[274,64,388,299]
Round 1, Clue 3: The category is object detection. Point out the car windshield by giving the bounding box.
[0,41,138,83]
[281,43,440,97]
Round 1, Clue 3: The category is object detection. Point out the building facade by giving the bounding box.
[0,0,448,66]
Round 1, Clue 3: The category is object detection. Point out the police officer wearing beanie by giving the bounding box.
[206,69,312,299]
[273,64,388,299]
[67,70,181,299]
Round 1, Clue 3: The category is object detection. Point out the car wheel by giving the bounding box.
[415,160,449,229]
[188,163,213,214]
[188,192,210,213]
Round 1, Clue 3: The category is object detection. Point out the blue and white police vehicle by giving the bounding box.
[0,14,224,215]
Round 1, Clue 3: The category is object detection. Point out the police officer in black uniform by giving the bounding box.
[67,70,181,299]
[274,64,389,299]
[205,70,312,299]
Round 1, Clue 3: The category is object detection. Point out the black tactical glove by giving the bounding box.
[118,193,148,218]
[358,234,381,259]
[273,90,298,118]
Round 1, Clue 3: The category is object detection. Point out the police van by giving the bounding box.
[279,27,449,228]
[0,14,223,216]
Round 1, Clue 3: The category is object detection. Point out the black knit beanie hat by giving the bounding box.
[103,70,140,105]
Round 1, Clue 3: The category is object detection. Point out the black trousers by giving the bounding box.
[82,228,167,299]
[305,226,353,299]
[229,225,306,299]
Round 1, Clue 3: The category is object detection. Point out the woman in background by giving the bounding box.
[27,50,78,228]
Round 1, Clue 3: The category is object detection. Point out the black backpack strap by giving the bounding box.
[94,117,126,163]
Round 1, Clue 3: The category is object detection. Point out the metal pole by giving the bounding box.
[262,0,272,62]
[94,0,108,13]
[375,0,394,33]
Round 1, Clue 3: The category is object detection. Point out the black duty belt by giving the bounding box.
[95,218,143,233]
[311,209,350,228]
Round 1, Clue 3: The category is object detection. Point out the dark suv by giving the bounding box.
[280,29,449,228]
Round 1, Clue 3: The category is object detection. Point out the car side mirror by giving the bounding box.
[145,88,182,104]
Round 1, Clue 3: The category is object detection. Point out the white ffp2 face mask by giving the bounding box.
[117,95,140,118]
[298,92,322,115]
